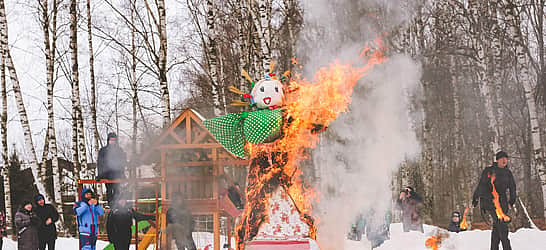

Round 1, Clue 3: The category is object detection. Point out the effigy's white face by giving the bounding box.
[251,79,284,109]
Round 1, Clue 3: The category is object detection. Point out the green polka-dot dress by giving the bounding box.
[203,108,283,159]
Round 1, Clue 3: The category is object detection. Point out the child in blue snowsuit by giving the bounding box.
[74,188,104,250]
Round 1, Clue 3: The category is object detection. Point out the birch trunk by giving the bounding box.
[502,0,546,220]
[86,0,101,160]
[237,0,249,93]
[157,0,171,126]
[70,0,82,187]
[130,1,137,178]
[41,0,65,232]
[251,0,271,76]
[206,0,222,116]
[0,0,51,203]
[0,30,10,235]
[470,0,500,154]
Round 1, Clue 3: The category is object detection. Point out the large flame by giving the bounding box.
[236,38,387,249]
[489,174,511,222]
[460,207,469,230]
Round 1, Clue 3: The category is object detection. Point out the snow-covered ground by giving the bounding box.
[346,223,546,250]
[1,223,544,249]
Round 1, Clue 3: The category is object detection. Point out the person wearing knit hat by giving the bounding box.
[34,193,59,250]
[472,150,516,250]
[97,132,127,206]
[15,200,40,250]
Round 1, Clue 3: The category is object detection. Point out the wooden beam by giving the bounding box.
[139,109,191,160]
[167,160,249,168]
[186,112,192,144]
[156,143,224,150]
[169,131,185,144]
[160,150,168,248]
[214,212,220,250]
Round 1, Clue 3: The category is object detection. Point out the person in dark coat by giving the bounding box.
[365,209,391,249]
[15,200,40,250]
[447,211,466,233]
[396,186,424,233]
[472,151,516,250]
[74,188,105,250]
[34,194,59,250]
[167,193,196,250]
[106,197,155,250]
[97,132,127,205]
[0,210,7,249]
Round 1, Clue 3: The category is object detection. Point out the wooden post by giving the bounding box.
[155,183,159,250]
[134,180,139,248]
[212,148,220,250]
[160,150,168,248]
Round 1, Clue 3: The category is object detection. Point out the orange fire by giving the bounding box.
[425,236,439,250]
[489,174,511,222]
[236,39,386,249]
[460,206,469,230]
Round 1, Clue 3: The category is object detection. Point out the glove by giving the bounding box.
[472,199,478,208]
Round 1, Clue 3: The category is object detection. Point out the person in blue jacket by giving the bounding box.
[74,188,104,250]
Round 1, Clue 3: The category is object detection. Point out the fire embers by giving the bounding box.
[460,207,469,230]
[425,230,449,250]
[488,174,511,222]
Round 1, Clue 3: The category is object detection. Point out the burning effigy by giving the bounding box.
[203,40,386,249]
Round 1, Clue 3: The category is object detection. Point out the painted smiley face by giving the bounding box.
[251,79,284,109]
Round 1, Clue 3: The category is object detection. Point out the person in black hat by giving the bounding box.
[97,132,127,205]
[34,194,59,250]
[15,200,40,250]
[395,186,424,232]
[447,211,465,233]
[472,150,516,250]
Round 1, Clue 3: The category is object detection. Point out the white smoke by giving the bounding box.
[298,0,422,248]
[313,55,421,248]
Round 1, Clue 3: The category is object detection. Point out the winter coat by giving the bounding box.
[167,205,195,237]
[396,192,423,231]
[15,208,40,250]
[74,188,105,236]
[0,211,7,237]
[447,221,462,233]
[35,203,59,241]
[106,205,155,243]
[472,163,516,212]
[97,144,127,179]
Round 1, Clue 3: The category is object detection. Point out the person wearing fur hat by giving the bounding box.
[472,150,516,250]
[15,200,40,250]
[396,186,424,233]
[34,194,59,250]
[97,132,127,205]
[447,211,466,233]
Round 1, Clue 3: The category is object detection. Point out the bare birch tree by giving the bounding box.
[0,0,50,203]
[39,0,65,231]
[86,0,101,160]
[0,27,10,235]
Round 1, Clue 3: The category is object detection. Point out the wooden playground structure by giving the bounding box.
[77,109,248,249]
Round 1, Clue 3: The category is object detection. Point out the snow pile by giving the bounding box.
[346,223,546,250]
[1,224,544,249]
